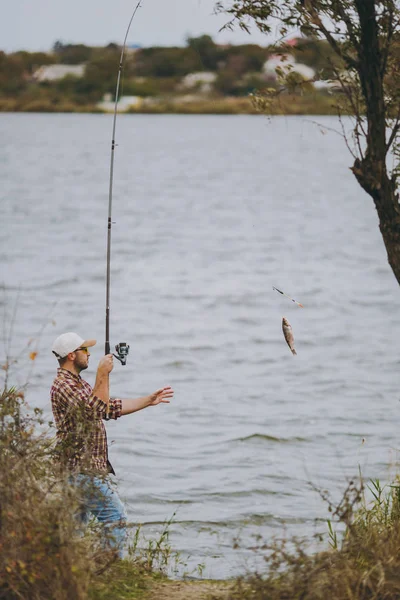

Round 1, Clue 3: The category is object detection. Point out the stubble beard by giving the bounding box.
[74,357,89,373]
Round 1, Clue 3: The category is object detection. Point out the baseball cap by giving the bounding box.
[52,332,96,359]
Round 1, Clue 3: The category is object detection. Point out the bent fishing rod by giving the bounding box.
[105,0,143,367]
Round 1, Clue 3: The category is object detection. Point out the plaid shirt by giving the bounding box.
[50,368,122,474]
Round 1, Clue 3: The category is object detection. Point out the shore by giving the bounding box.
[0,93,341,115]
[89,560,234,600]
[138,577,232,600]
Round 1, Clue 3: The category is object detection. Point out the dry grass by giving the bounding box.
[127,93,340,116]
[229,479,400,600]
[0,387,108,599]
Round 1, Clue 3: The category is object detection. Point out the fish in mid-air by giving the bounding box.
[282,317,297,355]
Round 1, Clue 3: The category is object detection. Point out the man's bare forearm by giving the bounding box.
[120,397,151,416]
[92,355,114,403]
[93,370,110,404]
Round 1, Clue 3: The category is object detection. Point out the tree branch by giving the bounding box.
[380,1,395,79]
[386,112,400,153]
[334,2,360,51]
[302,5,359,70]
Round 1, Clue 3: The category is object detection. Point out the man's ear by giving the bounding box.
[67,351,76,361]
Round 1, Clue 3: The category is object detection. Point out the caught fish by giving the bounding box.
[282,317,297,355]
[273,286,304,308]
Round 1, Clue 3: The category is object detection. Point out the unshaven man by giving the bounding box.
[50,331,173,557]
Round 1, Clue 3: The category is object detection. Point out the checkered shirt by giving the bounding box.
[50,368,122,474]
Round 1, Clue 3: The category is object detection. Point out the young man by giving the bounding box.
[50,331,173,557]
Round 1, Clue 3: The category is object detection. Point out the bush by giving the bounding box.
[0,387,115,600]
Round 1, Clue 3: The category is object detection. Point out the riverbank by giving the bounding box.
[0,93,340,115]
[90,564,233,600]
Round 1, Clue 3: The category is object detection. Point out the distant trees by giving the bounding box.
[13,51,55,74]
[215,43,268,94]
[0,52,26,94]
[225,43,267,73]
[133,35,268,79]
[290,39,343,78]
[53,41,92,64]
[186,35,223,70]
[83,46,122,99]
[134,47,203,78]
[0,33,353,113]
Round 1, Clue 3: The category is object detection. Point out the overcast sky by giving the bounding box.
[3,0,279,53]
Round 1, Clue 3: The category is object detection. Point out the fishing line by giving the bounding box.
[105,0,144,367]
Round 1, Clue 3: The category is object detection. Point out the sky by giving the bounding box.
[3,0,279,54]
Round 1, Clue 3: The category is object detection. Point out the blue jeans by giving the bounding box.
[74,474,127,557]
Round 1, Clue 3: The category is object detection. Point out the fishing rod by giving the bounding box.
[105,0,143,367]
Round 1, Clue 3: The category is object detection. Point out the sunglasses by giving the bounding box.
[75,347,89,354]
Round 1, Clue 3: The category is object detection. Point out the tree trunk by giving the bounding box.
[351,0,400,284]
[352,158,400,283]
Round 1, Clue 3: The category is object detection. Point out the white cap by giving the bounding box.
[52,332,96,359]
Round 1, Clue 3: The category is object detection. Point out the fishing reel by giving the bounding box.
[113,342,130,366]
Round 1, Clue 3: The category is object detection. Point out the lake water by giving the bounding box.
[1,113,400,579]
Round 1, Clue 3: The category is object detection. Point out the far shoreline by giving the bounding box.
[0,94,344,116]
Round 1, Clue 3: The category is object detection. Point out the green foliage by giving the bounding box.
[53,41,93,64]
[83,46,121,98]
[134,47,203,78]
[352,478,400,536]
[13,50,56,74]
[186,34,223,70]
[87,560,156,600]
[327,518,338,549]
[0,52,27,94]
[53,75,97,103]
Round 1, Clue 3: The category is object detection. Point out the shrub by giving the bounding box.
[0,387,114,600]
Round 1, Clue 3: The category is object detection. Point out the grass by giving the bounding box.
[88,560,162,600]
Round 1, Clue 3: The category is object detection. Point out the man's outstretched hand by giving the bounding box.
[148,386,174,406]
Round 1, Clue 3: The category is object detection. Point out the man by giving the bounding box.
[50,331,173,557]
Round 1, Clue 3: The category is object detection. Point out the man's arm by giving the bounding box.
[120,386,174,416]
[92,354,114,402]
